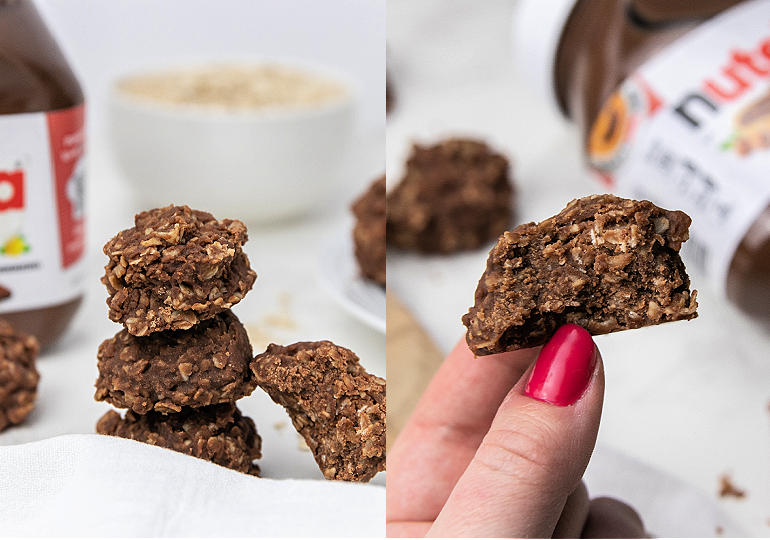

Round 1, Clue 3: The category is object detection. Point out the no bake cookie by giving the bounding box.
[386,138,513,253]
[463,194,698,355]
[95,310,256,414]
[97,402,261,476]
[102,205,257,336]
[352,175,386,286]
[0,320,39,432]
[251,341,385,482]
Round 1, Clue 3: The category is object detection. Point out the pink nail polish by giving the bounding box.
[524,324,597,406]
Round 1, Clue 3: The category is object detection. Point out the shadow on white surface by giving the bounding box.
[585,444,747,537]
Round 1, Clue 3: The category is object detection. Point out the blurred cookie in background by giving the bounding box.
[386,137,514,254]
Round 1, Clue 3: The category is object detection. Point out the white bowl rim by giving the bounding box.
[107,56,360,122]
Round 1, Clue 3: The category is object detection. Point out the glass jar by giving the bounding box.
[0,0,86,348]
[515,0,770,322]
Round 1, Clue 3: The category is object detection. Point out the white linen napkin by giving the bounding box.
[0,434,385,537]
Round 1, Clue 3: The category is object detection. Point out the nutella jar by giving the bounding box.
[0,0,85,349]
[514,0,770,323]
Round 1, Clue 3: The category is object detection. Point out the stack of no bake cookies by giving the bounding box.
[94,205,262,475]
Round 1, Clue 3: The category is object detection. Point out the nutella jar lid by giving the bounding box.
[511,0,578,117]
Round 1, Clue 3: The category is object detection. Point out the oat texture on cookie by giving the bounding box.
[95,311,256,415]
[252,340,386,482]
[463,194,698,355]
[96,205,262,475]
[0,320,39,432]
[102,205,256,336]
[97,403,261,476]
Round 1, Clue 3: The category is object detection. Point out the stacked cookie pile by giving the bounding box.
[94,205,262,476]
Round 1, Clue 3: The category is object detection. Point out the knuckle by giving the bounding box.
[474,421,565,482]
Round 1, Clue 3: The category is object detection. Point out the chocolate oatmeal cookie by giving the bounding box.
[95,310,256,414]
[0,320,39,432]
[463,194,698,355]
[352,175,386,286]
[251,341,385,482]
[386,138,513,253]
[97,402,261,476]
[102,205,257,336]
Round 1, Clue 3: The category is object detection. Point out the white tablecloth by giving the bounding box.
[0,434,384,537]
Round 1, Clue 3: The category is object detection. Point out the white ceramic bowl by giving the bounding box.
[107,61,356,223]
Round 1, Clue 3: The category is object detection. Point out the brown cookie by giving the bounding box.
[0,320,39,432]
[97,402,261,476]
[386,138,513,253]
[352,175,386,286]
[95,310,256,414]
[251,341,385,482]
[102,205,257,336]
[463,194,698,355]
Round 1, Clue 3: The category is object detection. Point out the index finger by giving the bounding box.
[386,335,540,528]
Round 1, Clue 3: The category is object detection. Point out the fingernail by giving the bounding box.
[524,324,597,406]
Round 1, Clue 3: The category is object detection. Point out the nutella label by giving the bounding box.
[0,105,86,312]
[588,0,770,297]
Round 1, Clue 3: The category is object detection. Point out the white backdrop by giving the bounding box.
[35,0,385,139]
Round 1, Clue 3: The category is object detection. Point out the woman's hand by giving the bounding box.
[386,324,645,538]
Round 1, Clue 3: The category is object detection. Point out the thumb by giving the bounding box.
[428,324,605,538]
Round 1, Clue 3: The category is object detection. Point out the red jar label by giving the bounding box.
[47,105,85,269]
[0,104,86,312]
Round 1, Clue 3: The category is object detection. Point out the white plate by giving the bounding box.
[317,228,386,333]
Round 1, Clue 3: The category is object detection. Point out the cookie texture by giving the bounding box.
[95,310,256,414]
[102,205,257,336]
[251,341,385,482]
[351,175,386,286]
[0,320,39,432]
[97,403,261,476]
[386,138,513,253]
[463,194,698,355]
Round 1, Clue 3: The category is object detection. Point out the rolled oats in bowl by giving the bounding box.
[115,63,349,112]
[108,60,356,223]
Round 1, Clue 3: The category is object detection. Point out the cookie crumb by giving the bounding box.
[718,473,746,499]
